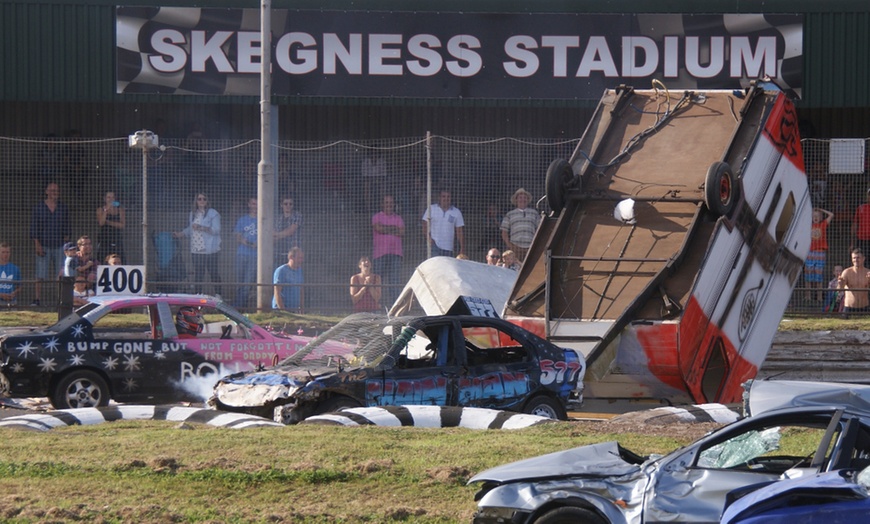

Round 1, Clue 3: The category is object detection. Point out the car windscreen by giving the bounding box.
[279,313,413,368]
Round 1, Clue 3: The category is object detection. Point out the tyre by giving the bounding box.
[704,161,739,218]
[314,395,361,415]
[535,506,606,524]
[523,395,567,420]
[50,370,110,409]
[546,158,576,214]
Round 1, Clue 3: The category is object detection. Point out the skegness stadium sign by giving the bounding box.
[116,8,803,99]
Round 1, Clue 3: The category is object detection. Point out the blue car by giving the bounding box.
[721,466,870,523]
[210,313,585,424]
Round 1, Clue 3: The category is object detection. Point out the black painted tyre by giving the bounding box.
[523,395,567,420]
[546,158,576,214]
[50,370,110,409]
[704,161,739,217]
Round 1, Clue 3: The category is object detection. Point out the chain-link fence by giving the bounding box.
[1,134,867,316]
[0,134,577,313]
[794,138,870,315]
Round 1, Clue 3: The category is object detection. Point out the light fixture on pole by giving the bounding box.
[128,129,160,292]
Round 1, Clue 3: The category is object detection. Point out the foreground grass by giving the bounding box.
[0,310,865,332]
[0,420,696,523]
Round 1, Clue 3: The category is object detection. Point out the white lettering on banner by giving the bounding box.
[148,29,777,80]
[406,34,443,76]
[502,35,778,79]
[149,29,187,72]
[119,10,801,98]
[324,33,363,74]
[156,31,486,78]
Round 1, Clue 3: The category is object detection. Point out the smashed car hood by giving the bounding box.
[213,367,333,407]
[468,441,641,484]
[748,380,870,416]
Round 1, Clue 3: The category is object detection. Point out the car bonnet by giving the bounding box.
[213,368,311,407]
[468,441,641,484]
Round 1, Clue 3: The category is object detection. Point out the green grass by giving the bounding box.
[0,421,693,523]
[0,309,343,331]
[0,310,865,332]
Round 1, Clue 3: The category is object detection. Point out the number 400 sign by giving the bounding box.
[96,265,146,295]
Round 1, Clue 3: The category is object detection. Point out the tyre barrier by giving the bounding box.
[609,403,741,425]
[301,405,558,429]
[0,405,283,432]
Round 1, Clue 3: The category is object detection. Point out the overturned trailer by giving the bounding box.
[507,83,812,405]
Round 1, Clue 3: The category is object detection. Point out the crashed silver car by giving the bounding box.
[469,380,870,524]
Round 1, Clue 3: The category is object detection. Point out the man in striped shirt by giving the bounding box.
[501,188,540,262]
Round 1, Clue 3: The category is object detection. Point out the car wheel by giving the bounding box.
[535,507,606,524]
[704,161,740,218]
[523,395,567,420]
[314,396,361,415]
[546,158,576,214]
[51,370,110,409]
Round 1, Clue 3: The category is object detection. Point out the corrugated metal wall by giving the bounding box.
[2,1,870,138]
[0,101,597,140]
[800,11,870,108]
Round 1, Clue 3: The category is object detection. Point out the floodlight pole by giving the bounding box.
[142,145,148,290]
[129,130,159,293]
[257,0,275,310]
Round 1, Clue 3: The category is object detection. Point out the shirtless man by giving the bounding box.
[838,249,870,312]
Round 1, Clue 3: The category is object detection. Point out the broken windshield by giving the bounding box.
[278,313,415,368]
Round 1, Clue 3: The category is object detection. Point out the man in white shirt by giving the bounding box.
[422,190,465,258]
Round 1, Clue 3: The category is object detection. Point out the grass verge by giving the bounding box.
[0,420,700,523]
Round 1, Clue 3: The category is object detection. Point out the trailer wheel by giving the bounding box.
[704,161,739,218]
[546,158,576,214]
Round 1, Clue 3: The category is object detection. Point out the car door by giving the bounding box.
[373,320,460,407]
[87,302,188,402]
[643,409,849,523]
[457,319,532,411]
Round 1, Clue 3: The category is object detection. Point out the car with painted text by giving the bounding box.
[0,294,308,408]
[210,312,585,424]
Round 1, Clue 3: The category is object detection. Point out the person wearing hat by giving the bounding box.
[500,188,540,262]
[62,241,80,278]
[852,188,870,257]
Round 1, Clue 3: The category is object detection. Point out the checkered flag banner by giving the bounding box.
[116,8,803,99]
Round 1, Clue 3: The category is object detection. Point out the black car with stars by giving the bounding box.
[0,294,309,408]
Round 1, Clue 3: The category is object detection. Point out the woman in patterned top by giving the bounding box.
[174,192,222,296]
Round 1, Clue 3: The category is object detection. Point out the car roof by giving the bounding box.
[86,293,221,309]
[747,380,870,417]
